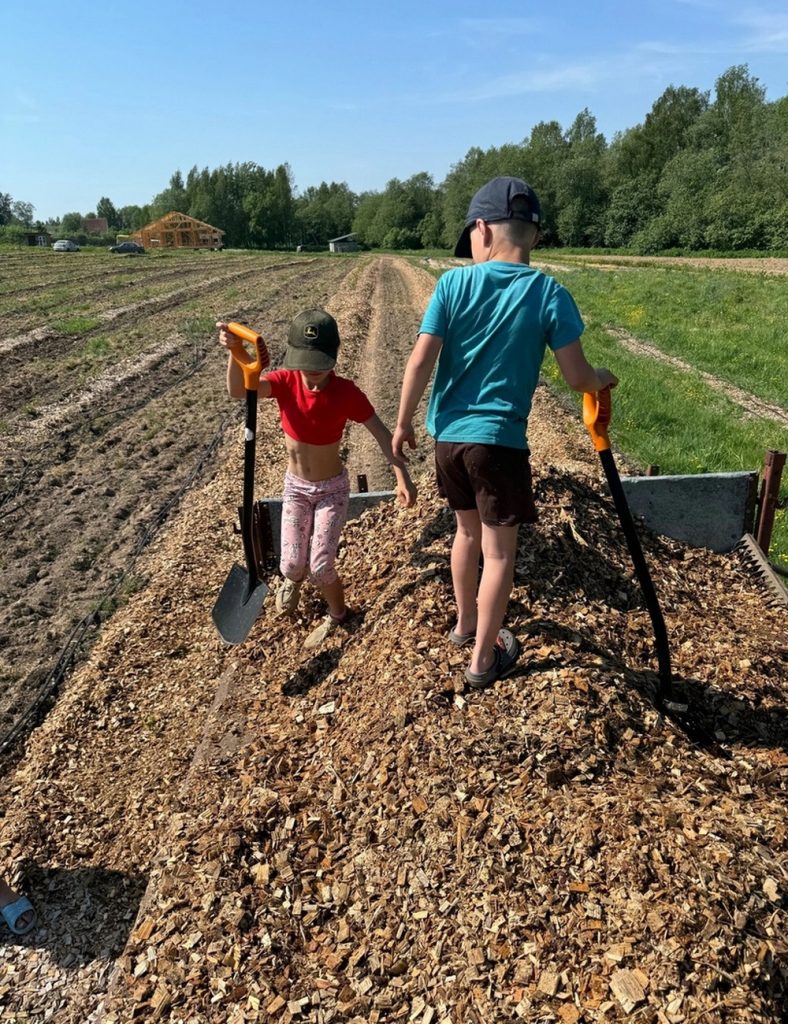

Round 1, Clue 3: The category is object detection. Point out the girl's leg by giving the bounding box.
[279,478,314,582]
[452,508,482,636]
[468,522,519,676]
[310,480,350,619]
[318,577,347,621]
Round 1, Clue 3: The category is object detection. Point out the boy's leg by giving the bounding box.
[468,522,519,676]
[310,475,350,620]
[452,509,482,636]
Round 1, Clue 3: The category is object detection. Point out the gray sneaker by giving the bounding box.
[275,578,302,615]
[464,629,521,690]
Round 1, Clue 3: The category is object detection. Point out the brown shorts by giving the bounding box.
[434,442,538,526]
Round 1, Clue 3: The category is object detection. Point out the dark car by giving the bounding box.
[109,241,145,254]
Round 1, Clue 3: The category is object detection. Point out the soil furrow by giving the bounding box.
[346,256,433,491]
[0,261,338,416]
[0,254,260,304]
[0,259,311,354]
[0,256,357,747]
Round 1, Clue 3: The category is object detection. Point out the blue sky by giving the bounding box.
[2,0,787,222]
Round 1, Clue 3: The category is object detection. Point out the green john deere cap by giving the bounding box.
[282,309,340,371]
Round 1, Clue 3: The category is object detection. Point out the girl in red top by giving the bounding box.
[218,310,416,648]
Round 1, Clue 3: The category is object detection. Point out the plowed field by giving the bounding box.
[0,250,785,1023]
[0,250,364,745]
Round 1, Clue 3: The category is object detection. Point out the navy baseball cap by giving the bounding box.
[454,176,541,258]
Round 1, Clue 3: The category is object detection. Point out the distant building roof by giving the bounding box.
[328,233,356,242]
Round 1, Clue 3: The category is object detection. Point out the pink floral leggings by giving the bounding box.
[279,469,350,586]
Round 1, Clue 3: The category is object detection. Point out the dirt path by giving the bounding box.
[0,256,785,1023]
[606,326,788,426]
[343,257,434,490]
[426,253,788,277]
[558,254,788,275]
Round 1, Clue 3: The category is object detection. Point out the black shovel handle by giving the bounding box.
[583,389,673,703]
[239,388,260,595]
[227,324,270,598]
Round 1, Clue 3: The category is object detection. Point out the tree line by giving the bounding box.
[3,65,786,253]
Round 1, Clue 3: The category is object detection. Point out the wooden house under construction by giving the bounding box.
[131,212,225,250]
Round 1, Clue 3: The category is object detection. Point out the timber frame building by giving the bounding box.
[132,212,225,250]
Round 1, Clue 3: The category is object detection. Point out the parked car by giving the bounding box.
[52,239,80,252]
[109,241,145,254]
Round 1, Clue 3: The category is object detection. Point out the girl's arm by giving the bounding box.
[361,414,417,508]
[217,321,273,400]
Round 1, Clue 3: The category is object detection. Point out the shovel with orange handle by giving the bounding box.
[583,387,691,719]
[212,322,271,644]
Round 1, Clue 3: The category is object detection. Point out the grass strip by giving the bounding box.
[542,323,788,567]
[548,264,788,409]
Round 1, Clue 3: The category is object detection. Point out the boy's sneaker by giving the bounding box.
[464,629,521,690]
[275,578,302,615]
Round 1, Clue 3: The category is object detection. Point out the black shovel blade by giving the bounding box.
[211,563,268,644]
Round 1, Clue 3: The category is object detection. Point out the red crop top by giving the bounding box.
[264,369,375,445]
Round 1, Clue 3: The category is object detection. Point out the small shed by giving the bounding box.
[328,233,359,253]
[132,212,225,250]
[25,232,52,247]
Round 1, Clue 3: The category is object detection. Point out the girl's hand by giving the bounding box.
[396,474,417,508]
[216,321,245,353]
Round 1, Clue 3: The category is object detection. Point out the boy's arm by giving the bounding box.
[553,340,618,393]
[361,414,417,508]
[217,321,272,400]
[393,332,443,458]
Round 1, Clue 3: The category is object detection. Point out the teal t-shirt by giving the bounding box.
[419,261,584,449]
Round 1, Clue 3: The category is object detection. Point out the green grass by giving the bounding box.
[542,324,788,567]
[548,265,788,409]
[84,335,110,357]
[52,315,100,335]
[180,314,218,343]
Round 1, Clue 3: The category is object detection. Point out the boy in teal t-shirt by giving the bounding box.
[394,176,617,689]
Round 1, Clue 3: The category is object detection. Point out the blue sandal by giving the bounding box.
[1,895,37,936]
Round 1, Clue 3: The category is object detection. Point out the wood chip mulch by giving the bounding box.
[1,388,785,1024]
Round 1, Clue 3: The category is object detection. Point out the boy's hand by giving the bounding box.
[596,368,619,390]
[392,423,416,460]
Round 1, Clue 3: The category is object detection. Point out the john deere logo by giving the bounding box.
[304,325,318,339]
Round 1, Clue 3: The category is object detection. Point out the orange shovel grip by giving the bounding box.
[583,387,612,452]
[226,322,270,391]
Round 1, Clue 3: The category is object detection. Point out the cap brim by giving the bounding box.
[282,346,336,372]
[454,224,473,259]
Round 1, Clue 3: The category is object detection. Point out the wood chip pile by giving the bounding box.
[98,459,785,1021]
[0,385,785,1024]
